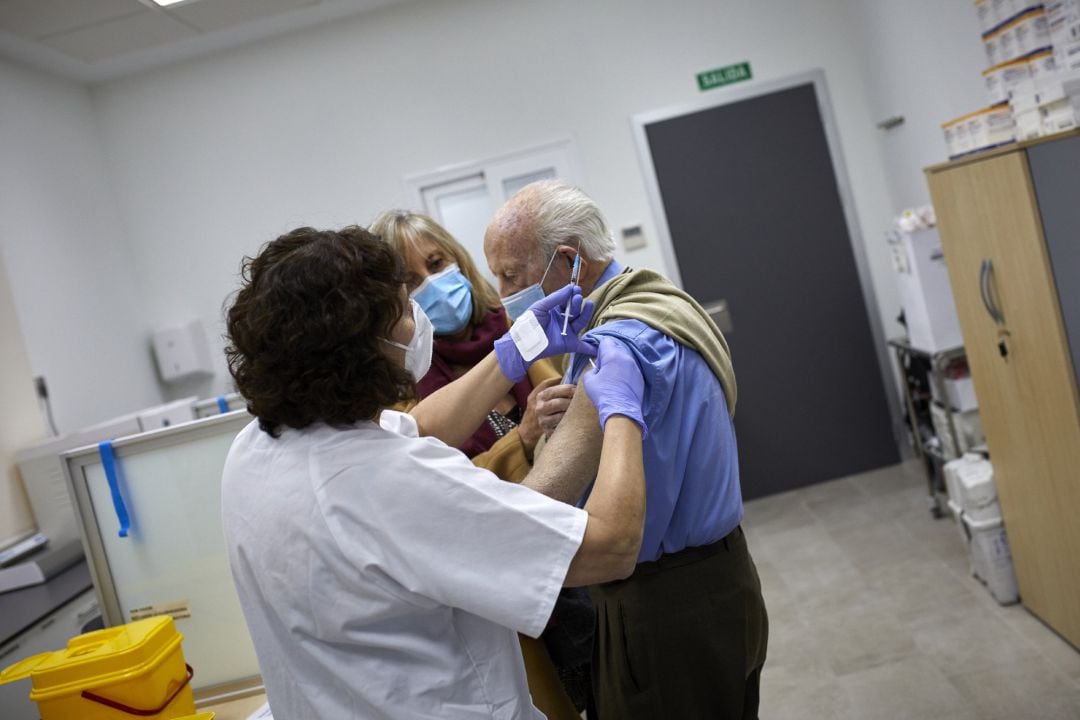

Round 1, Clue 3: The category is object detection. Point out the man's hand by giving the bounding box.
[518,378,559,458]
[534,382,577,437]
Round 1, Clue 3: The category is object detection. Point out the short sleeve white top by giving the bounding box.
[221,411,587,719]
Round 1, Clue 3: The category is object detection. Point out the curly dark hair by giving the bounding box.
[225,226,416,436]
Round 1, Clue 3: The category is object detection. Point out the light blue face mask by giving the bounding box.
[411,263,474,335]
[501,251,562,321]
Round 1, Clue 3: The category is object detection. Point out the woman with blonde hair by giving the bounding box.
[370,209,562,477]
[370,210,590,719]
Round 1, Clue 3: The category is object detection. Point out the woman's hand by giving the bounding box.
[583,337,647,437]
[494,284,596,382]
[523,284,596,358]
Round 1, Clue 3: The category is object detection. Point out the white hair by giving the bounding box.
[523,180,616,263]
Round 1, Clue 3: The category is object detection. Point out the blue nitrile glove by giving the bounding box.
[583,336,647,437]
[494,284,597,382]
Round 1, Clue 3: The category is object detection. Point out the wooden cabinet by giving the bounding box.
[927,132,1080,649]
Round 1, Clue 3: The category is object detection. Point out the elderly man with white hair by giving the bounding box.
[484,180,768,720]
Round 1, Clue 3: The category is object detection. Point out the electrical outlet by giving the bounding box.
[622,225,647,251]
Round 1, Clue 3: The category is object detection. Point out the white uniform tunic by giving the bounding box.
[221,411,587,719]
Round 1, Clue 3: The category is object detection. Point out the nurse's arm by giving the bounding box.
[408,353,514,447]
[525,385,644,585]
[564,415,644,586]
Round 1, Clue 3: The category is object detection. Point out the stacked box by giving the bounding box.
[1027,47,1060,80]
[946,3,1080,156]
[942,105,1016,158]
[1048,0,1080,69]
[1010,68,1080,138]
[984,7,1051,66]
[983,55,1033,105]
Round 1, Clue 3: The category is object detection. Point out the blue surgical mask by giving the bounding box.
[501,251,562,321]
[411,263,473,335]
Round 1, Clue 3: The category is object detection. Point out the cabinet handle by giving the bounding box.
[980,259,1005,324]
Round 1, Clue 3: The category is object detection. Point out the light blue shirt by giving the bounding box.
[567,262,743,563]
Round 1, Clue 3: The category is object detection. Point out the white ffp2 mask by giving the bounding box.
[382,300,434,382]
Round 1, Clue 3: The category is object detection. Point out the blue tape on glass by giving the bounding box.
[216,395,229,414]
[97,441,131,538]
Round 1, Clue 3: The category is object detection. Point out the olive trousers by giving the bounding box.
[589,526,769,720]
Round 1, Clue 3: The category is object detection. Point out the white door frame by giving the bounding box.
[403,137,585,212]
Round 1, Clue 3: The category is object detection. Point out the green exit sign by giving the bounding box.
[697,62,752,91]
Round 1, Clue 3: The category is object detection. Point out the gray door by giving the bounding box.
[635,77,898,499]
[1028,134,1080,395]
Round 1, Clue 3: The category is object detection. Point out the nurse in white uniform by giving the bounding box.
[221,225,647,719]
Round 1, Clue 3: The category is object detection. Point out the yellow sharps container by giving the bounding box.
[0,615,196,720]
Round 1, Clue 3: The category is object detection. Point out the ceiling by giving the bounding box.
[0,0,410,83]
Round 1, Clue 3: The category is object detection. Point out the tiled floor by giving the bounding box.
[743,460,1080,720]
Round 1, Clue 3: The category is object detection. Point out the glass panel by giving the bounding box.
[83,422,259,692]
[434,185,497,283]
[502,167,556,198]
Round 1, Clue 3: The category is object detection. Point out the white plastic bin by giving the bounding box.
[956,459,1000,521]
[944,453,985,504]
[931,403,985,460]
[963,513,1020,604]
[946,375,979,412]
[931,363,979,412]
[948,499,975,576]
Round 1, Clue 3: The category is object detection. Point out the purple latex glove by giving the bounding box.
[583,336,647,437]
[495,284,596,382]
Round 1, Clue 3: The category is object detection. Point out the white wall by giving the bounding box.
[90,0,902,398]
[0,0,985,429]
[849,0,989,210]
[0,251,42,547]
[0,60,163,432]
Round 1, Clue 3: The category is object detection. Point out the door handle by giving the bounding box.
[979,259,1005,325]
[702,300,734,334]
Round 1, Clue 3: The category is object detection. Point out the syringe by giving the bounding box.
[561,252,581,336]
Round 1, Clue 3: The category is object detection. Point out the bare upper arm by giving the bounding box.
[522,377,603,505]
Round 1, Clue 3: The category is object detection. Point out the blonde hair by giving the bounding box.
[369,210,502,327]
